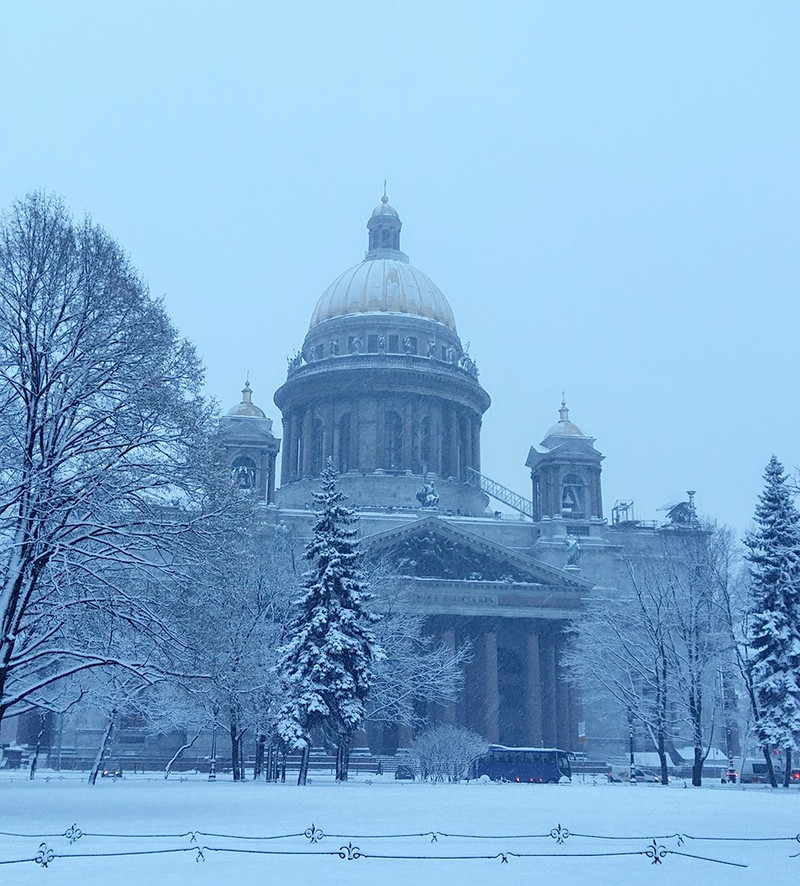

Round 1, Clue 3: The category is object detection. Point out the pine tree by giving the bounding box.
[745,456,800,787]
[276,460,380,784]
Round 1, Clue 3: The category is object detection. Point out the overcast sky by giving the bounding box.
[2,1,798,533]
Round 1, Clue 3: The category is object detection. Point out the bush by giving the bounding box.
[410,725,488,783]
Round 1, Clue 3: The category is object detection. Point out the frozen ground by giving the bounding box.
[1,771,799,886]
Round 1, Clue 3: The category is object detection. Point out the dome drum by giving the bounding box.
[299,312,464,368]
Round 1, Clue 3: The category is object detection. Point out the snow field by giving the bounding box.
[1,774,799,886]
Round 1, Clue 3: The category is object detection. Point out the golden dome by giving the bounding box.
[309,258,457,331]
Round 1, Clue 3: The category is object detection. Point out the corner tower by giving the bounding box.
[218,382,281,503]
[526,399,604,527]
[273,195,491,514]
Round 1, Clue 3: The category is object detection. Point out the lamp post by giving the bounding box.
[628,709,636,785]
[209,722,217,782]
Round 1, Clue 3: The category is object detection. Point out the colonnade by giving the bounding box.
[436,623,579,750]
[280,399,482,484]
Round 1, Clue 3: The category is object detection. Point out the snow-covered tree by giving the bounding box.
[276,461,380,784]
[364,557,468,730]
[0,193,213,727]
[169,495,299,781]
[410,725,487,783]
[744,455,800,787]
[564,526,732,786]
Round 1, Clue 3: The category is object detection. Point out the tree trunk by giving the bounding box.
[336,739,351,782]
[688,683,703,786]
[164,727,203,779]
[762,746,778,788]
[297,745,310,785]
[692,745,704,787]
[29,712,47,780]
[657,652,670,786]
[783,747,792,788]
[657,729,670,786]
[89,710,117,785]
[254,733,266,780]
[229,705,245,781]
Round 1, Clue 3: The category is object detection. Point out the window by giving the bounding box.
[384,411,403,471]
[388,334,399,353]
[337,414,351,473]
[367,335,379,353]
[420,416,431,474]
[311,419,324,475]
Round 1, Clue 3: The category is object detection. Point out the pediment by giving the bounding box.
[363,516,590,589]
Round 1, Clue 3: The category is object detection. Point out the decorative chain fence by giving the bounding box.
[8,819,800,870]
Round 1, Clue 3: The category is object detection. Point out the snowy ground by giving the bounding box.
[1,771,799,886]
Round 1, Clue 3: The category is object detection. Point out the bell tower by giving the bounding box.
[526,399,603,527]
[218,382,281,503]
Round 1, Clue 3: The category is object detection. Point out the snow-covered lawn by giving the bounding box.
[1,772,798,885]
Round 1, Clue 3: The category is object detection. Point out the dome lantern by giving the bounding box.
[366,185,404,259]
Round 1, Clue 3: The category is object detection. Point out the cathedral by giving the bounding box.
[218,193,681,754]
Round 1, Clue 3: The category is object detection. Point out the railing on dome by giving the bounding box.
[466,468,534,519]
[285,349,480,380]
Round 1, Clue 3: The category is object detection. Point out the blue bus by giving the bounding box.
[470,746,572,783]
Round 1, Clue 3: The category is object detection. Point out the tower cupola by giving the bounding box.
[366,188,406,260]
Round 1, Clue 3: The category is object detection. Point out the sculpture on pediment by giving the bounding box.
[385,529,530,582]
[416,480,439,509]
[565,534,581,567]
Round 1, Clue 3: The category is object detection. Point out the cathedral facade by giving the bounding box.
[220,195,677,753]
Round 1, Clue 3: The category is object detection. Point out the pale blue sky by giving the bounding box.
[2,1,798,531]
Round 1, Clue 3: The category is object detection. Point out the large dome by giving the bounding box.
[309,258,457,331]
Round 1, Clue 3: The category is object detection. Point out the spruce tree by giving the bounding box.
[276,460,380,784]
[745,456,800,786]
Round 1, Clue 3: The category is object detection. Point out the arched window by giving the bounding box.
[310,418,324,476]
[231,456,257,490]
[441,420,453,478]
[337,414,351,474]
[561,473,585,518]
[295,430,304,479]
[420,416,431,474]
[384,411,403,471]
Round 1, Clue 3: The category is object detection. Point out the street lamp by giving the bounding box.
[628,709,636,785]
[209,722,217,782]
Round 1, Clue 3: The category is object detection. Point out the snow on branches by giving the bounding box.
[745,456,800,777]
[275,461,381,783]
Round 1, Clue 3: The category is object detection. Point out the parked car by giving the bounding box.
[618,766,664,783]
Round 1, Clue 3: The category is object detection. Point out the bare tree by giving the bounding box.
[0,193,213,727]
[364,557,468,729]
[410,725,488,783]
[653,529,730,785]
[170,503,299,780]
[565,528,735,786]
